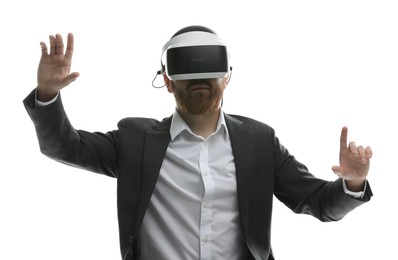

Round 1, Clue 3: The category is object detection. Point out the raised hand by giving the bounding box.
[332,127,373,191]
[37,33,80,101]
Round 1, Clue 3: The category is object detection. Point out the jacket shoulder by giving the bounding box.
[117,116,172,131]
[118,117,158,128]
[227,114,275,133]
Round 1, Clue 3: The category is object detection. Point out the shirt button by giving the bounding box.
[202,236,209,242]
[203,201,212,208]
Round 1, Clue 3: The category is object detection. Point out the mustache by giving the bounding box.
[187,79,212,89]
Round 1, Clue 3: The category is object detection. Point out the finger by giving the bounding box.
[339,126,348,150]
[348,141,358,154]
[65,33,74,59]
[332,166,345,179]
[331,165,342,174]
[63,72,80,86]
[40,42,48,56]
[55,34,64,55]
[365,146,373,159]
[49,35,56,55]
[357,145,367,163]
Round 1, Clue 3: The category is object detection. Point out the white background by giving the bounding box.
[1,0,397,259]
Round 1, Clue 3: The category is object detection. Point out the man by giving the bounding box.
[24,26,373,260]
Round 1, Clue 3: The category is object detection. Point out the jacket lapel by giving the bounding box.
[224,114,253,236]
[134,116,172,232]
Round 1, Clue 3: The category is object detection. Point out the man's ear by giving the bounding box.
[163,74,173,93]
[221,74,230,89]
[223,75,229,84]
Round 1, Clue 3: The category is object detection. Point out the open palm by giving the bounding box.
[37,33,79,100]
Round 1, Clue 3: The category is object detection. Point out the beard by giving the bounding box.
[172,79,224,115]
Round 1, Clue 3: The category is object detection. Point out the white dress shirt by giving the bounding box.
[137,110,251,260]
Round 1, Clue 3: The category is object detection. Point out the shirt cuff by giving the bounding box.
[35,88,59,107]
[342,179,366,199]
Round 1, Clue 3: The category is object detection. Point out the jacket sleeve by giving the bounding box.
[23,89,119,178]
[273,135,372,222]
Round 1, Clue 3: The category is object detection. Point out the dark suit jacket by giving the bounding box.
[24,89,372,260]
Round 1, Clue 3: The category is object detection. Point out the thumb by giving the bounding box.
[331,166,342,176]
[63,72,80,86]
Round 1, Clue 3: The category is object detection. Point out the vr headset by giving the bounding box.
[160,29,230,80]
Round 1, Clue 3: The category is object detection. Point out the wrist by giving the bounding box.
[345,179,366,192]
[36,87,59,102]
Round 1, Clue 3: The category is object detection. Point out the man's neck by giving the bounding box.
[177,108,221,139]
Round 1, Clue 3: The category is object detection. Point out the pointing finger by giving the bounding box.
[339,126,348,150]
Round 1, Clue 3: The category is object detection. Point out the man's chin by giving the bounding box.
[185,103,221,115]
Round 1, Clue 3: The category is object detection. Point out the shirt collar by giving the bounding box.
[170,109,229,141]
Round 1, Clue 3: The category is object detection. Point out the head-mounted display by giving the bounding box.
[160,27,230,80]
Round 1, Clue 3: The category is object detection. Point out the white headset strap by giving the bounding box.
[161,31,226,56]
